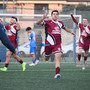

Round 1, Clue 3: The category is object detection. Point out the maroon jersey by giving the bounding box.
[78,23,90,51]
[43,20,65,45]
[5,24,18,48]
[78,23,90,45]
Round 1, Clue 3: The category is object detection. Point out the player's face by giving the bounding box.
[10,18,16,24]
[83,19,88,26]
[27,30,32,33]
[51,12,59,21]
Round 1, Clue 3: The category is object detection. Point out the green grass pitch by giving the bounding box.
[0,62,90,90]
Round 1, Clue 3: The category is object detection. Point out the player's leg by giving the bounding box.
[31,53,36,60]
[29,53,36,66]
[78,41,83,62]
[52,44,62,79]
[43,53,50,61]
[84,52,88,62]
[82,52,88,70]
[29,47,39,66]
[82,44,89,70]
[78,48,82,61]
[0,51,12,71]
[12,53,26,71]
[0,23,26,71]
[43,46,51,61]
[83,44,89,62]
[54,52,62,78]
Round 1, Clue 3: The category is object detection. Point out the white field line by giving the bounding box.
[1,68,89,72]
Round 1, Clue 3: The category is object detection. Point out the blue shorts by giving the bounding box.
[30,47,36,54]
[0,23,16,53]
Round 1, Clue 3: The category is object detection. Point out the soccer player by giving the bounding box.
[0,18,26,72]
[26,27,39,66]
[70,13,90,70]
[36,10,76,78]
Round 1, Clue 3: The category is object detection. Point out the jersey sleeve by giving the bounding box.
[58,21,65,29]
[61,21,65,29]
[43,20,48,25]
[78,23,82,28]
[14,25,17,30]
[4,25,9,30]
[88,26,90,30]
[30,33,33,39]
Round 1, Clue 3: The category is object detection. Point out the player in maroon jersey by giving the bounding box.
[70,13,90,70]
[0,17,26,71]
[36,10,76,78]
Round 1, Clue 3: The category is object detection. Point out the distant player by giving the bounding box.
[70,13,90,70]
[0,18,26,72]
[26,27,39,66]
[36,10,75,78]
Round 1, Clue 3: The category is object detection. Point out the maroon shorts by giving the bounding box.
[79,41,89,52]
[45,43,62,56]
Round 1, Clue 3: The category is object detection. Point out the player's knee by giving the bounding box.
[12,53,17,59]
[6,54,11,58]
[30,53,32,56]
[44,57,49,61]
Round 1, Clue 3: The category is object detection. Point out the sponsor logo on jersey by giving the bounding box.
[52,26,61,34]
[58,48,60,51]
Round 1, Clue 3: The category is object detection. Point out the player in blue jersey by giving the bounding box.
[26,27,39,66]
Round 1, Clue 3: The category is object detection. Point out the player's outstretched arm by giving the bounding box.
[64,27,76,36]
[0,18,3,25]
[70,13,78,25]
[36,13,48,25]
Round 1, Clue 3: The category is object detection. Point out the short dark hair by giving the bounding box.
[11,16,18,22]
[26,27,32,31]
[51,10,59,15]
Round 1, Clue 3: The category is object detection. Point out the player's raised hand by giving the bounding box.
[43,13,48,19]
[70,13,73,16]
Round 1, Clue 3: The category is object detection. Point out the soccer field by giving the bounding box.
[0,62,90,90]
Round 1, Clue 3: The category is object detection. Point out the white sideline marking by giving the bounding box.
[4,68,90,72]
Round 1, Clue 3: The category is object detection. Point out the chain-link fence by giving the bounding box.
[0,4,90,63]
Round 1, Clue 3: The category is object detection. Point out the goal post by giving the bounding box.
[0,14,82,63]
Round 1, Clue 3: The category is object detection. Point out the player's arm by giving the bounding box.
[70,13,78,25]
[64,27,76,36]
[36,13,48,25]
[27,32,30,41]
[16,22,21,31]
[0,18,3,25]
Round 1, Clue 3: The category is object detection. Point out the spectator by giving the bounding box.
[36,31,42,60]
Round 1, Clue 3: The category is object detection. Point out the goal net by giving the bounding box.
[0,14,82,63]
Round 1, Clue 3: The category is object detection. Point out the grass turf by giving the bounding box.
[0,62,90,90]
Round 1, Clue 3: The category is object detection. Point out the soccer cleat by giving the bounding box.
[22,62,26,71]
[35,60,40,65]
[29,63,35,66]
[0,67,7,72]
[54,73,61,79]
[82,62,86,70]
